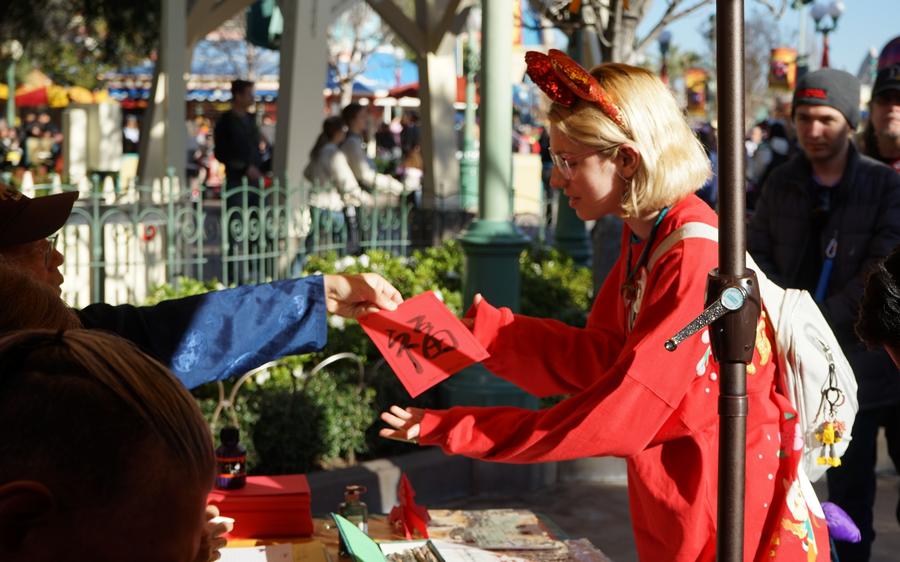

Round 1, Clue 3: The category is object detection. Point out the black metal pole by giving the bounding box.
[715,1,749,561]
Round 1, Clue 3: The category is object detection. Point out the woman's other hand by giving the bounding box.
[379,405,425,444]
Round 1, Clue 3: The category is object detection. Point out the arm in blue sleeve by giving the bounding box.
[76,276,329,389]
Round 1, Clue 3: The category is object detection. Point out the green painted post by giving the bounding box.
[552,32,591,266]
[459,35,479,212]
[442,0,536,411]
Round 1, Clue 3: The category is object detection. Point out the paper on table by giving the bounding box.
[436,540,532,562]
[218,542,329,562]
[358,291,489,397]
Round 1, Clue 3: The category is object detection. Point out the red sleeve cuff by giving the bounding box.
[418,409,444,446]
[464,297,513,356]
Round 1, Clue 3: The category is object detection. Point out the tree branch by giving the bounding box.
[633,0,713,56]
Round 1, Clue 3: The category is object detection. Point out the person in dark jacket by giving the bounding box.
[748,68,900,562]
[0,185,403,390]
[213,79,263,189]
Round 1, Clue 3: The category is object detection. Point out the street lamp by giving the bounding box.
[658,30,673,85]
[1,40,23,128]
[810,1,844,68]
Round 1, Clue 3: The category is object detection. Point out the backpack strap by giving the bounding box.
[648,222,719,272]
[647,221,782,326]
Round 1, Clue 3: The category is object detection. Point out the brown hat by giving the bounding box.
[0,185,78,248]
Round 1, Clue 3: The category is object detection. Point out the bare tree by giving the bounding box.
[201,14,261,81]
[699,9,781,121]
[329,1,398,108]
[527,0,788,65]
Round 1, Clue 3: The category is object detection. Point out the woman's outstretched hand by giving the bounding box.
[379,405,425,444]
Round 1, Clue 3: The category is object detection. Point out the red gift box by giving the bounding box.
[207,474,313,538]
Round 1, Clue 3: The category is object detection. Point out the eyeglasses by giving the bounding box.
[549,148,609,180]
[44,233,59,267]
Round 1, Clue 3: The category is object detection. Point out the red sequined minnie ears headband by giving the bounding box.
[524,49,627,131]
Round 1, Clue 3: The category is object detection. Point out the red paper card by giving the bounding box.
[358,291,489,397]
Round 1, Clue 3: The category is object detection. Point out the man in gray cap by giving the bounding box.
[749,68,900,562]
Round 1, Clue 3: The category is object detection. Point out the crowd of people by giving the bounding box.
[2,34,900,562]
[0,111,63,185]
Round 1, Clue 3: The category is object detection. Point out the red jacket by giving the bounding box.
[420,195,829,561]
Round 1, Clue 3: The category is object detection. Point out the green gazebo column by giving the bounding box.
[459,34,479,212]
[552,32,591,267]
[442,0,535,411]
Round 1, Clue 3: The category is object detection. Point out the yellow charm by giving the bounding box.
[815,421,845,466]
[755,318,772,366]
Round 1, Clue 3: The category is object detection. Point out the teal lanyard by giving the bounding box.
[814,235,838,303]
[622,206,670,297]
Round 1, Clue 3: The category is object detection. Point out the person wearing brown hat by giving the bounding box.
[860,64,900,172]
[0,187,77,292]
[0,183,404,390]
[749,68,900,562]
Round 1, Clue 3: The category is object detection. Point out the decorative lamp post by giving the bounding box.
[459,7,481,212]
[810,1,844,68]
[2,40,23,128]
[658,30,672,85]
[446,0,534,416]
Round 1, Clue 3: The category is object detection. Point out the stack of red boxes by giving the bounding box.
[207,474,313,538]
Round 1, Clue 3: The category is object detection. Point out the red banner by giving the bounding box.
[684,68,708,117]
[769,47,798,91]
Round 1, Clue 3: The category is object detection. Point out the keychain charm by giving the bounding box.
[815,419,846,467]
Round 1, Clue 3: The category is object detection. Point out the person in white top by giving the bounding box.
[305,116,373,254]
[340,104,411,197]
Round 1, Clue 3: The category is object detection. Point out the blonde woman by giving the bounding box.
[381,53,829,561]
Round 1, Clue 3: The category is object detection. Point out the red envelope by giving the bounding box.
[358,291,489,397]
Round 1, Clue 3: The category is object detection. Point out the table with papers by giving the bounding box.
[219,509,613,562]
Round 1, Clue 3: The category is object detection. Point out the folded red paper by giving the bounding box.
[359,291,489,397]
[389,473,430,539]
[207,474,313,538]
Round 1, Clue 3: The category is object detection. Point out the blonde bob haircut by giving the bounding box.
[548,63,711,218]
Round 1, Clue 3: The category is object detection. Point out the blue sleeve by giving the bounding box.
[77,276,328,389]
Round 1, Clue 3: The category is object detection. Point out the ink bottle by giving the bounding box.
[215,426,247,490]
[338,485,368,557]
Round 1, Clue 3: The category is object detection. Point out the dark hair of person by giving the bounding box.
[856,247,900,347]
[858,119,885,161]
[308,116,347,160]
[231,79,255,98]
[341,103,365,126]
[0,329,215,508]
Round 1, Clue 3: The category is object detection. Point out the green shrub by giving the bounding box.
[520,245,594,326]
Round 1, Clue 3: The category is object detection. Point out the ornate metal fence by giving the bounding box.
[52,174,413,307]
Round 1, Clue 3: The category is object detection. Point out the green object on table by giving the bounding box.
[332,513,386,562]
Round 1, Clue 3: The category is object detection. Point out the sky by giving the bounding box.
[638,0,899,75]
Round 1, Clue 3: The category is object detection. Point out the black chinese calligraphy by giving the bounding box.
[386,315,460,374]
